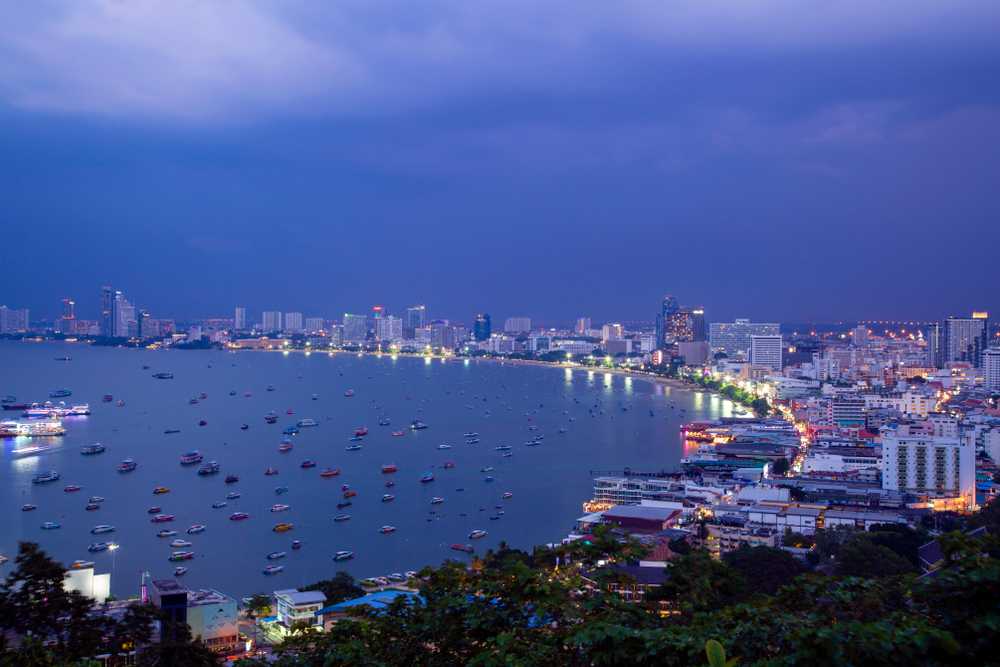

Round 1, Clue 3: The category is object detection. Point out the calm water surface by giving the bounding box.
[0,342,739,597]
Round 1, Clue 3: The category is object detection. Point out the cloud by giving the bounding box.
[0,1,997,122]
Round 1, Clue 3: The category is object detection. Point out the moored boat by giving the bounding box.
[380,525,396,534]
[334,514,351,522]
[156,529,178,538]
[180,451,203,465]
[169,551,194,561]
[381,494,395,502]
[267,551,286,560]
[333,550,354,561]
[32,471,61,484]
[263,565,284,575]
[187,524,206,534]
[153,486,170,495]
[151,514,175,523]
[450,543,474,554]
[319,468,340,478]
[90,525,115,534]
[469,529,488,539]
[270,504,290,512]
[381,464,398,474]
[81,443,105,455]
[170,539,192,548]
[229,512,249,521]
[272,522,294,533]
[117,459,137,472]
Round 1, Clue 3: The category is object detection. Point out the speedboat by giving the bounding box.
[225,474,239,484]
[153,486,170,495]
[117,459,137,473]
[229,512,250,521]
[197,461,220,476]
[226,491,241,500]
[212,501,228,509]
[333,550,354,561]
[41,522,60,530]
[381,494,395,503]
[267,551,286,560]
[451,543,474,554]
[157,529,178,538]
[81,444,105,455]
[297,419,318,428]
[381,464,398,474]
[300,460,316,469]
[64,485,82,493]
[263,565,284,575]
[502,492,514,499]
[88,542,110,553]
[272,522,294,533]
[180,451,203,465]
[90,525,115,534]
[320,468,340,478]
[291,540,303,550]
[469,529,488,539]
[420,472,435,483]
[21,504,36,512]
[380,525,396,534]
[346,444,363,451]
[430,497,444,505]
[170,539,192,548]
[32,471,61,484]
[187,524,207,534]
[270,504,290,512]
[148,506,162,514]
[151,513,175,523]
[174,567,188,576]
[169,551,194,561]
[334,514,351,522]
[354,426,368,437]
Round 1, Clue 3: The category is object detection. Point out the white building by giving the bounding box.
[801,448,880,475]
[750,335,782,372]
[985,347,1000,392]
[234,306,247,331]
[503,317,532,333]
[63,566,111,603]
[304,317,325,333]
[376,315,403,343]
[273,589,327,633]
[262,311,283,332]
[881,419,975,509]
[709,319,780,356]
[284,312,304,333]
[601,323,624,342]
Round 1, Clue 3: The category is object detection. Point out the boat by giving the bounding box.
[271,504,290,512]
[198,420,208,427]
[469,529,488,539]
[151,514,176,523]
[381,464,398,474]
[147,506,162,514]
[333,551,354,561]
[391,430,406,437]
[3,420,67,437]
[502,492,514,499]
[443,461,456,469]
[378,417,391,426]
[169,551,194,561]
[282,426,298,435]
[90,525,115,534]
[388,573,407,583]
[320,468,341,478]
[1,403,30,411]
[343,389,355,397]
[118,459,137,472]
[32,471,60,484]
[88,543,109,553]
[480,467,494,473]
[188,398,199,405]
[212,501,228,509]
[199,392,207,400]
[229,390,237,396]
[164,429,181,434]
[152,372,174,380]
[334,514,351,522]
[410,420,428,430]
[463,432,479,438]
[267,551,286,560]
[66,404,90,416]
[275,486,289,495]
[102,395,114,403]
[187,524,206,534]
[484,476,495,483]
[64,484,82,493]
[240,424,249,431]
[420,472,435,483]
[278,442,293,452]
[336,501,352,509]
[225,474,239,484]
[41,522,61,530]
[380,525,396,534]
[312,394,319,401]
[226,491,241,500]
[430,497,444,505]
[437,444,452,450]
[263,565,284,575]
[170,539,192,548]
[450,543,474,554]
[264,467,279,476]
[180,451,203,465]
[229,512,250,521]
[116,400,125,407]
[291,540,302,550]
[21,504,36,512]
[495,445,512,451]
[153,486,170,495]
[197,461,220,476]
[272,523,294,533]
[265,414,278,424]
[157,529,178,538]
[381,494,395,502]
[346,444,363,452]
[300,460,316,468]
[354,426,368,437]
[49,389,72,398]
[297,419,318,428]
[174,567,188,576]
[343,489,357,499]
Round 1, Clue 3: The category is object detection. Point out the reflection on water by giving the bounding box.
[564,368,573,385]
[624,376,632,395]
[693,391,704,411]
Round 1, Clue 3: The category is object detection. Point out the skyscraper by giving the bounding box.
[655,295,679,348]
[575,317,591,335]
[942,312,989,367]
[100,285,116,337]
[985,347,1000,392]
[709,319,781,356]
[262,311,282,332]
[284,312,304,333]
[503,317,531,333]
[342,313,367,343]
[474,313,491,341]
[926,322,943,368]
[0,306,29,334]
[750,334,783,372]
[405,305,426,339]
[234,306,247,331]
[59,298,75,334]
[376,315,403,342]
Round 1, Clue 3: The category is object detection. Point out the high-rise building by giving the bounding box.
[0,306,29,334]
[709,319,781,357]
[926,323,943,368]
[262,311,283,332]
[284,312,304,333]
[405,305,426,339]
[750,334,783,372]
[942,312,989,367]
[60,298,75,332]
[655,295,679,348]
[474,313,492,341]
[881,418,975,509]
[304,317,325,333]
[851,325,868,347]
[234,306,247,331]
[575,317,591,335]
[342,313,367,343]
[430,320,455,349]
[114,293,135,338]
[985,348,1000,392]
[376,315,403,342]
[503,317,531,333]
[100,285,116,337]
[601,323,624,342]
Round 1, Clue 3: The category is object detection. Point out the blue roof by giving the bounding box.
[317,590,421,616]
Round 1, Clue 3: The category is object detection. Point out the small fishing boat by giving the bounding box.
[291,540,302,550]
[346,444,363,451]
[270,504,290,512]
[187,524,206,534]
[170,539,192,548]
[21,504,36,512]
[64,484,82,493]
[300,460,316,469]
[157,529,178,538]
[380,525,396,534]
[319,468,340,478]
[381,494,395,503]
[118,459,138,472]
[212,501,228,509]
[420,472,435,483]
[267,551,286,560]
[88,542,110,553]
[334,514,351,522]
[381,464,398,474]
[180,451,203,465]
[41,522,61,530]
[229,512,249,521]
[153,486,170,495]
[430,497,444,505]
[90,525,115,534]
[343,489,357,499]
[502,491,514,499]
[164,428,181,435]
[263,565,284,575]
[225,474,239,484]
[469,529,488,539]
[174,567,188,576]
[264,467,279,476]
[226,491,241,500]
[81,444,106,456]
[169,551,194,561]
[333,550,354,561]
[272,522,294,533]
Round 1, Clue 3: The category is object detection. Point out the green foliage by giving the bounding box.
[834,535,915,577]
[723,545,806,597]
[302,571,364,605]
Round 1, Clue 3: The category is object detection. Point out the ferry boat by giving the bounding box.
[88,543,110,553]
[90,525,115,534]
[49,389,72,398]
[187,524,206,534]
[117,459,137,473]
[174,567,188,576]
[170,539,192,548]
[272,522,294,533]
[21,504,36,512]
[300,460,316,469]
[212,501,227,509]
[64,484,82,493]
[354,426,368,437]
[169,551,194,561]
[153,486,170,495]
[79,443,106,458]
[197,461,220,476]
[229,512,250,521]
[157,529,178,538]
[450,543,474,554]
[226,491,241,500]
[225,474,239,484]
[333,550,354,561]
[380,525,396,534]
[320,468,341,478]
[267,551,286,560]
[180,451,203,465]
[346,444,363,452]
[502,492,514,499]
[381,494,395,502]
[381,464,398,474]
[265,467,279,476]
[271,504,290,512]
[469,529,488,539]
[410,420,428,430]
[32,471,61,484]
[420,472,435,483]
[297,419,318,428]
[333,514,351,522]
[430,497,444,505]
[2,420,67,437]
[263,565,284,575]
[151,514,176,523]
[152,372,174,379]
[41,522,61,530]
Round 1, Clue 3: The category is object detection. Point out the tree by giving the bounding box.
[651,550,745,616]
[835,536,915,578]
[723,546,806,596]
[302,571,364,605]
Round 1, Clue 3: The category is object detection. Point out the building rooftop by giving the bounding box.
[187,589,234,607]
[275,589,327,606]
[151,579,186,594]
[317,590,421,616]
[603,505,679,522]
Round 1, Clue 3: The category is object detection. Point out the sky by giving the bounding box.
[1,1,999,326]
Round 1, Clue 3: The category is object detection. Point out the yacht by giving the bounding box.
[41,522,61,530]
[469,529,488,539]
[229,512,250,521]
[90,525,115,535]
[333,551,354,561]
[32,471,61,484]
[410,420,428,430]
[226,491,241,500]
[212,501,228,509]
[170,539,192,548]
[174,567,189,576]
[502,491,514,499]
[180,451,203,465]
[21,504,36,512]
[334,514,351,522]
[187,524,207,534]
[117,459,137,473]
[430,497,444,505]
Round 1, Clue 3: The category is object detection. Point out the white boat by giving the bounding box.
[90,525,115,534]
[270,504,290,512]
[170,539,192,548]
[296,418,318,428]
[469,529,488,539]
[187,524,206,534]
